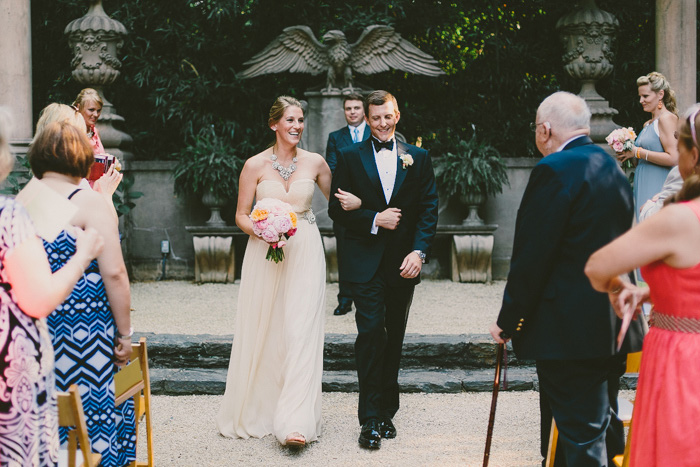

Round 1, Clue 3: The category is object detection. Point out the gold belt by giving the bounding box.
[650,311,700,334]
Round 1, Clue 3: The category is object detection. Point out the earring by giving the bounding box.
[658,101,664,110]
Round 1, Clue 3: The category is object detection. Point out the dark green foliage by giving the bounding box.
[0,157,32,195]
[433,126,510,200]
[30,0,674,164]
[172,125,246,200]
[113,174,143,217]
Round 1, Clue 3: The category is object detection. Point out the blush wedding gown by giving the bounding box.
[217,178,325,444]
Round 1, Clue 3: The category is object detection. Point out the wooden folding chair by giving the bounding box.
[114,337,154,467]
[57,385,102,467]
[545,351,642,467]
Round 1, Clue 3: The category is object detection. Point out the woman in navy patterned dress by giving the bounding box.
[0,112,103,465]
[27,121,136,466]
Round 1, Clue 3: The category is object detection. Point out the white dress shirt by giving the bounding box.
[349,121,367,143]
[370,139,397,234]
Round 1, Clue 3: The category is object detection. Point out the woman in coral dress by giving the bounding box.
[586,104,700,466]
[217,96,356,447]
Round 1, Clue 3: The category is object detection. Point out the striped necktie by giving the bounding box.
[353,127,360,143]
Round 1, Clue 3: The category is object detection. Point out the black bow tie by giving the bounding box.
[371,138,394,152]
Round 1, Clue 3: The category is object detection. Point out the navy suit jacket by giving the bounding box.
[325,125,371,174]
[328,138,438,286]
[497,136,644,360]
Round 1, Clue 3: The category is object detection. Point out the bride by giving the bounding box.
[217,95,358,446]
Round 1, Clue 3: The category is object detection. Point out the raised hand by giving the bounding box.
[94,165,123,196]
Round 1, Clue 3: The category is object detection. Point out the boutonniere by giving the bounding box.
[399,153,414,169]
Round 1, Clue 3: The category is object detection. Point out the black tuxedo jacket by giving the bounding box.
[328,138,438,286]
[497,136,644,360]
[325,125,371,174]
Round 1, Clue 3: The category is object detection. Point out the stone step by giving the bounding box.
[148,367,543,396]
[136,332,526,371]
[148,367,637,396]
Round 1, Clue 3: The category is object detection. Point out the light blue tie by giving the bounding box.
[353,127,360,143]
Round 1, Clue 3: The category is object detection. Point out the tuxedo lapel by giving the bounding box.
[340,127,354,147]
[390,141,409,202]
[359,140,386,203]
[361,125,371,142]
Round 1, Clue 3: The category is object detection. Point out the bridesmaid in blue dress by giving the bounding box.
[28,121,136,466]
[618,72,679,219]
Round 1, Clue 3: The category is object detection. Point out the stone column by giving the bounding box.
[0,0,32,150]
[656,0,696,112]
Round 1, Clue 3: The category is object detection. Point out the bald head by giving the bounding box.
[535,92,591,156]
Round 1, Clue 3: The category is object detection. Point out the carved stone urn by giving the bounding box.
[201,191,227,227]
[459,191,486,226]
[65,0,133,160]
[556,0,620,142]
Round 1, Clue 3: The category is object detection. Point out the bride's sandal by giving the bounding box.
[285,432,306,447]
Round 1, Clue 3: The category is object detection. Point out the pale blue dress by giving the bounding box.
[633,119,671,220]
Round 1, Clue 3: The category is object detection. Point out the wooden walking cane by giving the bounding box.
[482,342,506,467]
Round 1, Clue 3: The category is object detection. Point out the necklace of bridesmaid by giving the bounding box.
[270,148,298,181]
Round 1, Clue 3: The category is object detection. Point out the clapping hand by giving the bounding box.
[94,165,123,197]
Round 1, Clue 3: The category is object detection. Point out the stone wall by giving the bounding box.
[124,158,538,281]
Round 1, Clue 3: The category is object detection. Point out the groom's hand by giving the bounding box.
[399,252,422,278]
[376,208,401,230]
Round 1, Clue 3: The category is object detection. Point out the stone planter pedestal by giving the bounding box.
[185,226,244,283]
[439,225,498,283]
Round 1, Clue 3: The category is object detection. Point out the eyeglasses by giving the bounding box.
[530,121,549,132]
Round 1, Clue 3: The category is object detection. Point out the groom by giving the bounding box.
[328,90,438,450]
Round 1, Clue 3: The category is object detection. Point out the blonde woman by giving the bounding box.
[617,72,679,216]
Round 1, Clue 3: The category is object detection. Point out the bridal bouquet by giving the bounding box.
[250,198,298,263]
[605,127,637,153]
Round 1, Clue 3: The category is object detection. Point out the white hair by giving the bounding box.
[537,91,591,132]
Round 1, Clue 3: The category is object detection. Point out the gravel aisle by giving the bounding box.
[130,280,506,336]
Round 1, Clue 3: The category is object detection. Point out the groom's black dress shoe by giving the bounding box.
[333,301,352,316]
[380,418,396,439]
[358,419,382,449]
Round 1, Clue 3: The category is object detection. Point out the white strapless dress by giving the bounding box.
[217,179,325,444]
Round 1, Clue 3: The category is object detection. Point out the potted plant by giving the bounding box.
[433,126,509,226]
[173,125,243,226]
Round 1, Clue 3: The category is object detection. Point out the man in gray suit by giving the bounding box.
[326,93,371,315]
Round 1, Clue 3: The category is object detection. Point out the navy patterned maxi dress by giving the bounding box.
[43,227,136,467]
[0,197,59,466]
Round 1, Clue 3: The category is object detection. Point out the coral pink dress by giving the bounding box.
[631,200,700,466]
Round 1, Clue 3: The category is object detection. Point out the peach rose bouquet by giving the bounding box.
[250,198,298,263]
[605,127,637,153]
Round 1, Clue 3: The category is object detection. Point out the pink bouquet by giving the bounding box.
[605,127,637,153]
[250,198,298,263]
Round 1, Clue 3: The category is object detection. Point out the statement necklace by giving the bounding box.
[270,149,298,181]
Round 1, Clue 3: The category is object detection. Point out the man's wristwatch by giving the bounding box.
[412,250,426,263]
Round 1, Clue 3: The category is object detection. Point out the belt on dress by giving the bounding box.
[649,310,700,334]
[297,209,316,224]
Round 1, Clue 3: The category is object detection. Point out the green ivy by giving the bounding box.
[29,0,672,163]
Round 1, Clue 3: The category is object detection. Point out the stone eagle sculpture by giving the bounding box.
[238,25,445,90]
